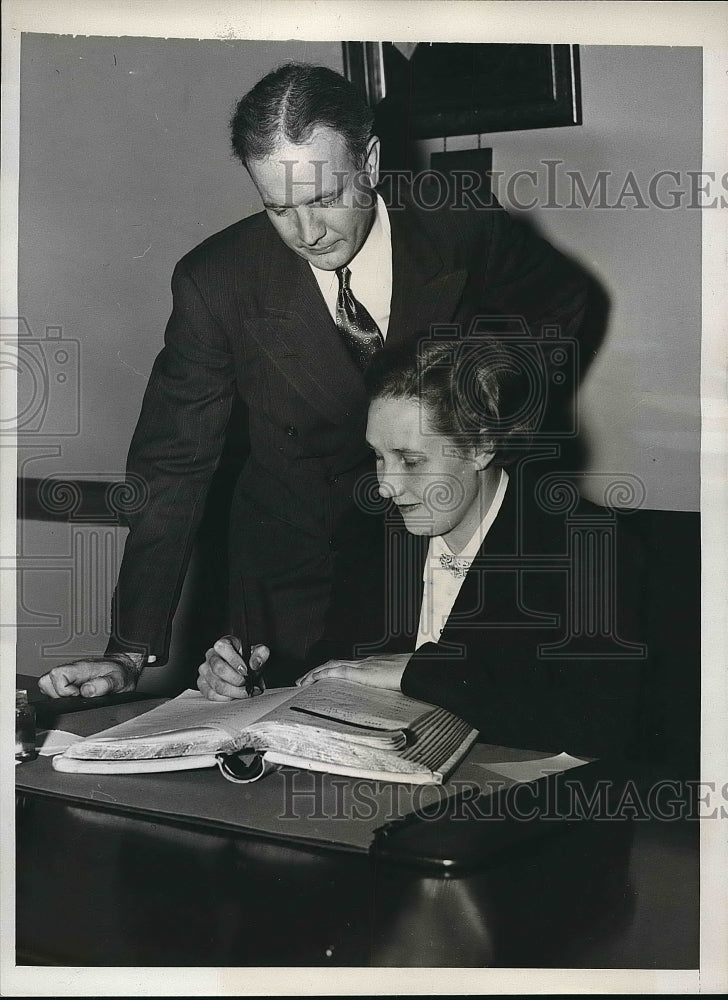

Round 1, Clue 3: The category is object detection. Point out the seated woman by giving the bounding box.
[201,337,647,758]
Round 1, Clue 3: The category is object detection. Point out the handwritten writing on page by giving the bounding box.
[290,679,428,730]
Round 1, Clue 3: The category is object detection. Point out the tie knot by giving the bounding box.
[336,266,352,291]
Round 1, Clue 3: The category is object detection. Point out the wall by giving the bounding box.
[419,45,702,512]
[18,33,344,476]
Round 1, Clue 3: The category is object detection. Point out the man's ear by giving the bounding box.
[364,136,381,188]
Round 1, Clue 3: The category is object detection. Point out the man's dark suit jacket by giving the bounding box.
[107,191,589,682]
[315,462,648,760]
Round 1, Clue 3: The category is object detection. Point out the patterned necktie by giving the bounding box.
[335,266,384,369]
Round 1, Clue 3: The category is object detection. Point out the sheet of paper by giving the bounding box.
[483,751,588,783]
[36,729,84,755]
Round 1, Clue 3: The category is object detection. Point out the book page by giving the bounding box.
[251,717,407,751]
[282,678,432,730]
[64,687,299,758]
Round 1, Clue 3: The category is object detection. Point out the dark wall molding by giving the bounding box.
[17,477,146,526]
[18,475,699,531]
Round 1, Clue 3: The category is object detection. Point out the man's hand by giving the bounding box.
[38,653,145,699]
[296,652,412,691]
[197,637,270,701]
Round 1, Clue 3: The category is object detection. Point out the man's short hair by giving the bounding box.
[230,62,375,168]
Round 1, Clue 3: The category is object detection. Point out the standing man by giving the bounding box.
[39,62,588,699]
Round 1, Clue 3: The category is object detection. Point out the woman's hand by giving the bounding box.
[197,636,270,701]
[296,652,412,691]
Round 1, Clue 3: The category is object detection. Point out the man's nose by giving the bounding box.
[296,206,326,246]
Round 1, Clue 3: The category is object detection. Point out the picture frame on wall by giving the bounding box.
[343,42,582,138]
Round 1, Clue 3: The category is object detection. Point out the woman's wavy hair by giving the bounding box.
[364,336,539,467]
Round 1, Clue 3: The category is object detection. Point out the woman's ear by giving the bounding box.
[471,433,495,472]
[473,450,496,472]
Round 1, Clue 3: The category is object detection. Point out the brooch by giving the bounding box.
[438,552,472,579]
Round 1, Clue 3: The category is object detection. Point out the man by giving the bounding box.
[39,62,588,700]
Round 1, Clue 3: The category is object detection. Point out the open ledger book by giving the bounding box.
[52,679,479,785]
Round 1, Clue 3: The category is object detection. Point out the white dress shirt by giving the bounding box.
[310,193,392,338]
[415,469,510,650]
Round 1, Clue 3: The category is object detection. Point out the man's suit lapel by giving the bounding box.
[243,222,368,425]
[386,201,468,346]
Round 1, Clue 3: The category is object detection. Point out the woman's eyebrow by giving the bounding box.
[364,442,426,456]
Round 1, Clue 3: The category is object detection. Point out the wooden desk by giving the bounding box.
[16,684,698,968]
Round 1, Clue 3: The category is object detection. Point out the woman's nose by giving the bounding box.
[378,470,403,499]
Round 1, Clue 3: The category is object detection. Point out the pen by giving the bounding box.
[238,585,251,675]
[238,585,261,696]
[219,632,265,697]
